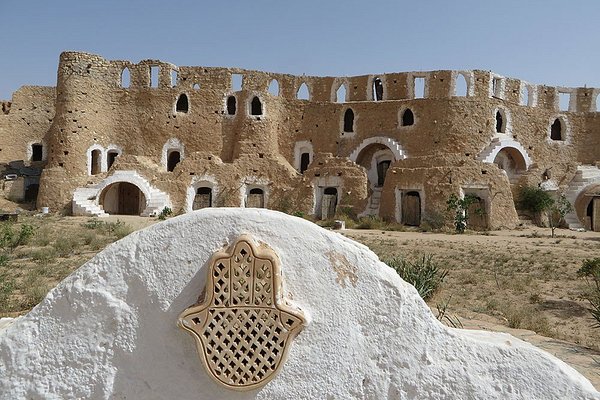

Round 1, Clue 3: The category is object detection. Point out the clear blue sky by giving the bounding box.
[1,0,599,99]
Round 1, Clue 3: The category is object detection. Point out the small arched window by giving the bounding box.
[90,149,101,175]
[170,70,178,88]
[176,94,189,113]
[300,153,310,173]
[268,79,279,96]
[343,109,354,133]
[455,74,468,96]
[251,96,262,116]
[31,143,43,162]
[121,67,130,88]
[297,83,310,100]
[107,150,119,170]
[336,84,347,103]
[167,150,181,172]
[373,77,384,101]
[550,118,562,141]
[496,110,504,133]
[227,96,236,115]
[401,109,414,126]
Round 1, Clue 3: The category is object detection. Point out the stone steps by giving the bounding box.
[563,165,600,229]
[358,188,382,217]
[72,170,171,217]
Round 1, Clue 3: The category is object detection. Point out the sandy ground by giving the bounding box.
[342,227,600,389]
[2,210,599,389]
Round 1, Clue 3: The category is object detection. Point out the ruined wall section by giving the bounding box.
[30,51,600,216]
[379,161,519,229]
[0,86,55,164]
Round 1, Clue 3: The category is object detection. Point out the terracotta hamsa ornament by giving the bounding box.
[178,235,307,391]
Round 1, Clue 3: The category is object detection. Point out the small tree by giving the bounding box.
[518,186,573,237]
[446,194,480,234]
[548,194,573,238]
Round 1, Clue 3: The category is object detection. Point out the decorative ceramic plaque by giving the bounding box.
[178,235,307,391]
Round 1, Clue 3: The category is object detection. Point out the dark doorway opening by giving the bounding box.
[227,96,237,115]
[402,109,414,126]
[193,187,212,210]
[300,152,310,173]
[107,151,118,170]
[167,151,181,172]
[251,97,262,116]
[91,149,101,175]
[373,78,384,101]
[343,109,354,133]
[31,144,43,162]
[101,182,145,215]
[176,94,189,113]
[496,111,504,133]
[551,119,562,140]
[377,160,391,186]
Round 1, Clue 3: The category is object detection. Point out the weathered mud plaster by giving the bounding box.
[0,209,598,399]
[3,51,600,229]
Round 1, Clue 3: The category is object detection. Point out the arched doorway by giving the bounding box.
[582,194,600,232]
[100,182,146,215]
[355,144,394,188]
[493,147,526,181]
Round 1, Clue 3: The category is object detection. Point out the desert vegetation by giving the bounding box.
[0,214,132,316]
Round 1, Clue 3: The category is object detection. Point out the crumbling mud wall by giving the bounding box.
[1,51,599,228]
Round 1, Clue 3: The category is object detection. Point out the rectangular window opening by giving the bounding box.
[558,92,570,111]
[231,74,243,91]
[414,77,425,99]
[150,66,160,88]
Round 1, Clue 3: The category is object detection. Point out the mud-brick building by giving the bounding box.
[1,51,600,230]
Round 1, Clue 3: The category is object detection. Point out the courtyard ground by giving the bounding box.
[0,212,598,388]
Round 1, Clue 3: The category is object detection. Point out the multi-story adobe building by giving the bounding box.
[1,51,599,230]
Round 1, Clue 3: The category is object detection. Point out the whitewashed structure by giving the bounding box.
[0,209,598,399]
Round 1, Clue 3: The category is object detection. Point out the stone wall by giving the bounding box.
[2,51,600,227]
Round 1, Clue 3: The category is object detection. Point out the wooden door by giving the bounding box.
[593,198,600,232]
[119,183,140,215]
[402,192,421,226]
[467,197,488,230]
[321,194,337,220]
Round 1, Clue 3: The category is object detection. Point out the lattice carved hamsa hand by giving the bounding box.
[178,235,307,391]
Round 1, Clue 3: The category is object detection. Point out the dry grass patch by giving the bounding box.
[0,215,133,317]
[344,228,600,350]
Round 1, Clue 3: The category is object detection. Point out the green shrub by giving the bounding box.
[113,223,133,239]
[385,254,448,300]
[518,186,554,213]
[82,218,104,230]
[577,258,600,328]
[446,194,481,233]
[356,216,386,230]
[158,207,173,220]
